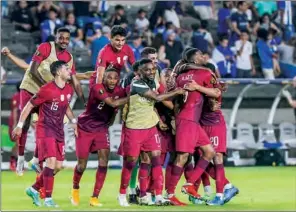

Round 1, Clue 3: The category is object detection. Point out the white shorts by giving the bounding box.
[262,68,275,80]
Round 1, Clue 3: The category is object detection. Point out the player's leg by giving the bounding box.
[9,144,17,171]
[164,152,175,192]
[138,152,153,205]
[128,159,139,204]
[71,127,92,206]
[17,90,33,176]
[90,148,109,207]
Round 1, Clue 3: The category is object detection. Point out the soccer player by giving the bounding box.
[8,82,21,171]
[166,48,220,205]
[117,59,185,207]
[90,25,135,87]
[70,68,129,207]
[12,61,77,207]
[1,46,94,81]
[15,27,85,176]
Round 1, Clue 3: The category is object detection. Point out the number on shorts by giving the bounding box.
[155,134,161,144]
[97,101,105,110]
[51,102,59,111]
[106,133,110,144]
[62,145,65,156]
[210,136,219,147]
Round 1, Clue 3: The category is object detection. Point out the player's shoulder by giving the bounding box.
[92,83,105,92]
[132,78,148,88]
[123,44,133,51]
[38,42,51,49]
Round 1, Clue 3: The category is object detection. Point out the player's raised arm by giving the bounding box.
[1,47,29,71]
[29,44,48,86]
[75,71,95,80]
[70,74,86,104]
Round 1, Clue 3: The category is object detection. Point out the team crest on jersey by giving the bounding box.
[60,95,65,101]
[67,94,71,101]
[99,89,104,94]
[123,55,128,61]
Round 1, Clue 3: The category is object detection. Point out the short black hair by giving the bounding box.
[50,60,67,77]
[238,1,246,7]
[165,21,173,29]
[49,8,57,14]
[219,35,229,42]
[257,28,268,41]
[138,8,146,14]
[115,4,124,11]
[191,23,200,31]
[56,27,70,34]
[182,47,195,60]
[139,58,153,67]
[132,61,141,72]
[140,47,157,58]
[184,48,198,63]
[201,20,208,29]
[111,25,127,38]
[105,67,119,73]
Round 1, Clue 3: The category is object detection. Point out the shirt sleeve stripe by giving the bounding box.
[133,84,148,88]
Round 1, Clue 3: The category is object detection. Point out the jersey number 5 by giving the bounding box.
[51,102,59,111]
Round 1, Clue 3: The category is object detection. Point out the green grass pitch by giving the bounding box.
[2,167,296,211]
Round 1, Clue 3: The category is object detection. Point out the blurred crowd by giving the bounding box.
[1,0,296,79]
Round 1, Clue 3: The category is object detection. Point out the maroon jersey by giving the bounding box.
[176,69,215,123]
[8,92,20,129]
[78,84,126,132]
[30,81,73,141]
[89,44,136,87]
[200,80,224,125]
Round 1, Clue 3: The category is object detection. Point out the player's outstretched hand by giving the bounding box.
[71,124,78,137]
[175,87,186,95]
[282,90,291,99]
[12,127,22,141]
[159,121,168,131]
[184,80,199,91]
[1,47,10,56]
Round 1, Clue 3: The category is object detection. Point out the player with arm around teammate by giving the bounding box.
[12,61,77,208]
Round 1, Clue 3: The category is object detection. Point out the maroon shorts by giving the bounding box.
[202,121,227,153]
[117,124,126,156]
[76,127,110,159]
[159,130,174,153]
[175,119,211,153]
[37,137,65,162]
[123,126,161,157]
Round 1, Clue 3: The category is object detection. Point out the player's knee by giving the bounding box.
[151,150,161,157]
[214,153,223,164]
[204,146,215,160]
[126,156,138,163]
[45,157,56,169]
[99,158,108,167]
[176,153,189,166]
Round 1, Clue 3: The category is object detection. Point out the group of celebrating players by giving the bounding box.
[4,24,239,208]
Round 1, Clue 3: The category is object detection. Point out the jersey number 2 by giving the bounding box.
[97,102,105,110]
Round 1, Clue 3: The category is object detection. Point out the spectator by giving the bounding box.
[193,0,215,20]
[212,36,236,78]
[1,0,8,18]
[135,9,149,33]
[11,1,34,32]
[165,31,183,68]
[256,29,277,79]
[268,29,282,76]
[253,13,281,36]
[129,35,144,61]
[37,1,60,24]
[59,1,74,19]
[217,1,233,36]
[109,4,128,26]
[153,16,166,35]
[235,31,256,78]
[90,26,110,68]
[190,21,214,53]
[278,37,296,77]
[164,3,180,29]
[203,51,221,78]
[275,1,295,41]
[72,1,90,28]
[254,1,277,17]
[64,12,84,49]
[152,33,165,50]
[40,8,63,43]
[230,1,251,45]
[158,45,171,69]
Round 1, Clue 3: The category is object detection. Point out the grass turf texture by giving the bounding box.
[2,167,295,211]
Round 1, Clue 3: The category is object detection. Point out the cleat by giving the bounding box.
[26,187,41,206]
[70,188,80,206]
[224,186,239,204]
[28,160,41,174]
[181,183,201,199]
[139,195,150,206]
[117,194,130,207]
[44,198,59,207]
[189,195,205,205]
[168,195,187,206]
[128,194,139,204]
[206,195,224,206]
[89,197,102,207]
[155,195,170,206]
[39,187,46,199]
[146,192,155,205]
[135,185,140,197]
[202,194,211,201]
